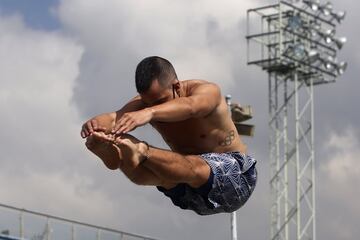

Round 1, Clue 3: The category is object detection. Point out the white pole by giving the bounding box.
[225,95,238,240]
[19,211,24,238]
[231,213,238,240]
[71,224,75,240]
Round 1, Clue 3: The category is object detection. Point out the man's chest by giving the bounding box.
[151,118,215,149]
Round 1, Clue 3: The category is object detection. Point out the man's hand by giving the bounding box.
[81,113,115,138]
[112,108,153,135]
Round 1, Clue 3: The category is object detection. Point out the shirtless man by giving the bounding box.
[81,56,257,215]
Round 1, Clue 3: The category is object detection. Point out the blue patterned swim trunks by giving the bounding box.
[157,152,257,215]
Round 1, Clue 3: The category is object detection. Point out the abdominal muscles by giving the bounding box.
[152,117,244,155]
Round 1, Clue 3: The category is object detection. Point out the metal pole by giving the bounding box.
[46,218,51,240]
[311,77,317,240]
[225,95,238,240]
[275,74,280,234]
[295,70,301,240]
[19,211,24,238]
[278,0,283,61]
[71,224,76,240]
[97,229,101,240]
[284,76,289,240]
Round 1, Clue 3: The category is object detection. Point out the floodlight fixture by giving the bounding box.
[331,11,346,23]
[319,2,333,16]
[333,36,347,50]
[322,55,337,71]
[287,14,303,31]
[303,0,321,11]
[284,43,307,60]
[307,49,320,63]
[316,28,336,44]
[293,43,307,59]
[284,44,321,64]
[336,61,348,75]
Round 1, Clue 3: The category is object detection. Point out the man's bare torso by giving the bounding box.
[150,80,247,155]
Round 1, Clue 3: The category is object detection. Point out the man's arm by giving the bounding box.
[114,95,145,122]
[80,95,144,138]
[113,82,222,134]
[149,82,221,122]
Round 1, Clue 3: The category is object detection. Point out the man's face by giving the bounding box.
[140,79,174,107]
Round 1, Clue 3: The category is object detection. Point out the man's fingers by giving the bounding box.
[83,127,90,137]
[112,115,135,134]
[118,119,135,134]
[91,119,98,130]
[99,126,107,132]
[81,130,86,138]
[111,123,120,134]
[86,121,94,133]
[117,119,128,131]
[118,124,129,134]
[117,116,131,131]
[123,123,135,134]
[115,125,125,135]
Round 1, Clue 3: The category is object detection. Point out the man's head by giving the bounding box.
[135,56,179,106]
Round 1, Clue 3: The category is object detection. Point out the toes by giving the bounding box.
[91,131,114,143]
[114,138,131,148]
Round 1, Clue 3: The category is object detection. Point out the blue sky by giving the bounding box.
[0,0,60,30]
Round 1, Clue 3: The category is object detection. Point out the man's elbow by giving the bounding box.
[189,101,216,118]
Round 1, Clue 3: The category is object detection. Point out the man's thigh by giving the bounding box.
[142,147,211,188]
[184,155,211,188]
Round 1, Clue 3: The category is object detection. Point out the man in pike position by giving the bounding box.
[81,56,257,215]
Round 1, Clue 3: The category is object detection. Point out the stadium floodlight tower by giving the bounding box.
[246,0,347,240]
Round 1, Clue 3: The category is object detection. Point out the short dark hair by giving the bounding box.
[135,56,178,93]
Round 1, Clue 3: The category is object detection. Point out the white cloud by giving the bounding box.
[318,127,360,240]
[0,12,112,224]
[0,12,134,237]
[321,128,360,184]
[56,0,261,116]
[0,171,117,223]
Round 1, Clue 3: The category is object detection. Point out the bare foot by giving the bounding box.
[85,131,123,170]
[113,134,147,169]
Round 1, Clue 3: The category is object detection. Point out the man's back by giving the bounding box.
[150,79,247,155]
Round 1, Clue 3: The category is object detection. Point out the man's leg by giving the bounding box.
[143,147,211,188]
[86,132,175,187]
[114,136,211,189]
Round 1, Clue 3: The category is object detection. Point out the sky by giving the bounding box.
[0,0,359,240]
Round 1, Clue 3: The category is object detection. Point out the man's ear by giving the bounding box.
[173,81,181,97]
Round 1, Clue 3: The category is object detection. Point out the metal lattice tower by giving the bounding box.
[246,1,347,240]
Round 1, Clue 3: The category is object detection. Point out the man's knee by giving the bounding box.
[185,156,211,188]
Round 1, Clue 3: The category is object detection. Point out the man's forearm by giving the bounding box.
[147,97,197,122]
[115,95,145,121]
[94,96,144,133]
[146,83,221,123]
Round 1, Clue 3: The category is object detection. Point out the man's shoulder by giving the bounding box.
[182,79,216,85]
[183,79,220,94]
